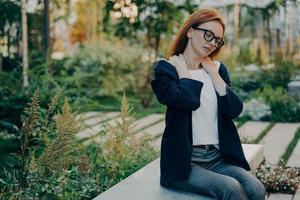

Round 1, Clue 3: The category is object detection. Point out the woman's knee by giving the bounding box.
[246,178,266,200]
[217,177,248,200]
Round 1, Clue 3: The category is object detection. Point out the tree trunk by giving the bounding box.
[44,0,50,53]
[98,0,104,43]
[275,28,282,66]
[21,0,29,88]
[233,0,240,54]
[266,17,272,58]
[86,0,91,40]
[0,54,2,72]
[93,0,97,41]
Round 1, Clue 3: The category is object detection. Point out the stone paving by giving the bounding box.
[132,113,164,133]
[75,111,102,120]
[287,138,300,167]
[294,187,300,200]
[76,116,122,140]
[136,121,165,139]
[267,193,293,200]
[238,121,270,142]
[83,112,120,127]
[259,123,300,165]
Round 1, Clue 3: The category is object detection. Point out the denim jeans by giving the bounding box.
[167,146,266,200]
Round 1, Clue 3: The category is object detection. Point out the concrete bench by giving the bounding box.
[94,144,264,200]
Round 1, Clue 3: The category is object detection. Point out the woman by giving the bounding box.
[150,8,265,200]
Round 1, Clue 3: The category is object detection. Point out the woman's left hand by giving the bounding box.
[201,57,218,75]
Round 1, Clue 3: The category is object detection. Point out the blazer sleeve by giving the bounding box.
[217,63,243,119]
[150,60,204,111]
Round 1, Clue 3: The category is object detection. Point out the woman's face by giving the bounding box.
[187,20,224,58]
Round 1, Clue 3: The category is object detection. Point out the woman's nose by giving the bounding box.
[208,40,217,48]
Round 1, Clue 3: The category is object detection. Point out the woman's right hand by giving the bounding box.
[169,54,191,79]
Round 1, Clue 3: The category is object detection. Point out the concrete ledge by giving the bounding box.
[94,144,264,200]
[242,144,264,175]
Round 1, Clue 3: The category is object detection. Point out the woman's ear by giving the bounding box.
[187,27,193,39]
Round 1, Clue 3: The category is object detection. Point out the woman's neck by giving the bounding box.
[182,46,204,70]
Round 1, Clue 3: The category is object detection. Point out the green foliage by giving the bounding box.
[241,97,271,121]
[104,0,183,50]
[0,131,20,178]
[0,0,21,55]
[260,61,294,89]
[20,90,41,157]
[0,69,29,127]
[1,90,158,199]
[39,98,78,174]
[231,69,263,100]
[63,41,150,100]
[64,42,131,96]
[237,42,255,65]
[100,92,158,185]
[251,86,300,122]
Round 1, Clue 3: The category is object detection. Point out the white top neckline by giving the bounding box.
[188,68,204,71]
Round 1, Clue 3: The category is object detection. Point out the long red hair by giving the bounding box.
[168,8,226,59]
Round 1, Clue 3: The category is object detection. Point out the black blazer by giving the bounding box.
[150,59,250,186]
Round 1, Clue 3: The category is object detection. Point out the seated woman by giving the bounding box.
[151,8,265,200]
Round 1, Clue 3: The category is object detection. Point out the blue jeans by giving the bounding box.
[167,146,265,200]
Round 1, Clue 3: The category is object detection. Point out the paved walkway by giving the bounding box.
[267,193,294,200]
[259,123,300,165]
[238,121,270,142]
[132,113,164,133]
[287,137,300,167]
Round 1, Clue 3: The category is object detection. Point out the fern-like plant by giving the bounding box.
[102,92,157,183]
[20,90,41,157]
[39,97,78,174]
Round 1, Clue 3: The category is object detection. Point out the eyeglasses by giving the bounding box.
[191,26,225,49]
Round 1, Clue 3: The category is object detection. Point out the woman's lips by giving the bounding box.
[203,46,211,52]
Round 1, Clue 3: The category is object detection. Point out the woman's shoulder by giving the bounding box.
[153,57,177,76]
[154,57,173,69]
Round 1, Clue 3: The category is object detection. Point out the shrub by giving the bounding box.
[88,92,158,188]
[260,61,294,90]
[231,69,263,100]
[256,160,300,194]
[251,86,300,122]
[63,41,149,97]
[241,97,271,121]
[237,42,255,65]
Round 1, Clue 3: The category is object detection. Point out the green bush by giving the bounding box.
[260,61,294,90]
[251,86,300,122]
[241,97,271,121]
[231,69,263,100]
[63,41,150,97]
[236,42,255,65]
[0,40,153,128]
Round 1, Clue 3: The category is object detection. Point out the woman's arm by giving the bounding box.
[216,63,243,119]
[201,58,243,119]
[151,60,204,111]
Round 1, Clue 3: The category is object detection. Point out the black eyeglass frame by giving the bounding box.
[191,26,225,49]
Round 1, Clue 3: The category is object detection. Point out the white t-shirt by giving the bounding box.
[188,61,221,149]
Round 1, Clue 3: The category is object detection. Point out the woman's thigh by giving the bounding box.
[168,162,249,200]
[207,159,266,200]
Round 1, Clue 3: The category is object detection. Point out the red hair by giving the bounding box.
[168,8,226,59]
